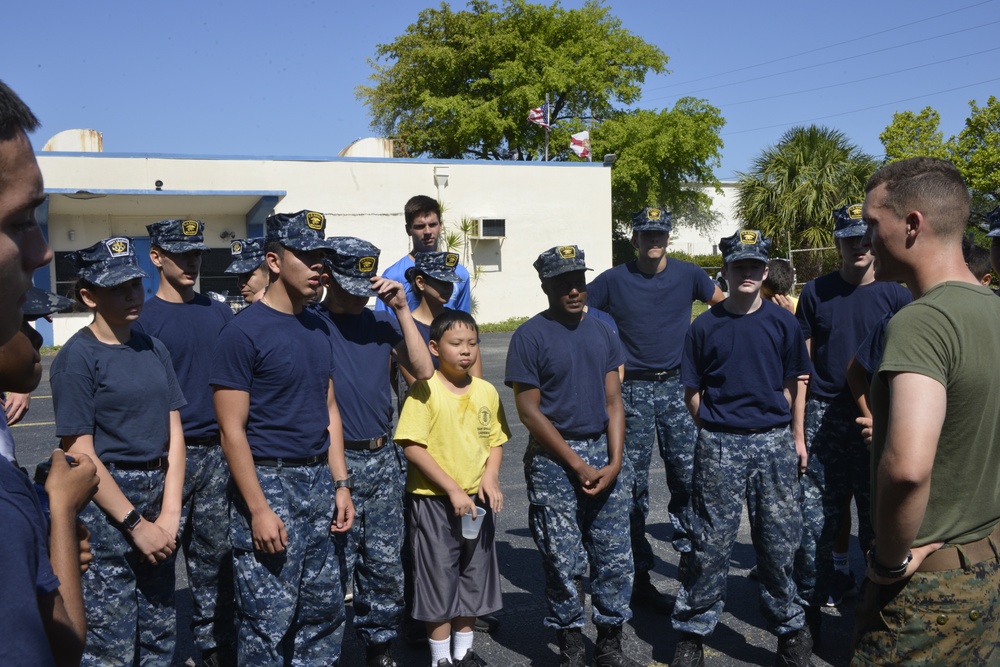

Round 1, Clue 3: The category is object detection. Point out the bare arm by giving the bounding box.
[325,378,354,533]
[684,386,702,428]
[478,446,503,513]
[61,434,174,564]
[399,440,474,517]
[786,376,808,474]
[4,391,30,425]
[869,371,945,581]
[377,276,434,381]
[153,410,185,540]
[214,387,286,554]
[707,285,726,305]
[846,355,873,421]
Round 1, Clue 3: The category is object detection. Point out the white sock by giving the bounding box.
[429,637,451,665]
[833,551,850,574]
[452,630,474,661]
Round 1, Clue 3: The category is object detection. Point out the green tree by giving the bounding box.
[879,107,953,162]
[953,96,1000,204]
[735,125,877,258]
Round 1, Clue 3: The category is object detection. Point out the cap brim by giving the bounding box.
[87,265,149,288]
[421,270,462,283]
[156,241,210,253]
[225,257,265,274]
[280,237,336,252]
[987,229,1000,238]
[539,266,593,280]
[333,273,375,298]
[833,227,867,238]
[632,224,672,233]
[723,251,767,264]
[22,287,74,318]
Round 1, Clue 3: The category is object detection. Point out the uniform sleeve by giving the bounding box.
[855,314,890,375]
[681,324,701,390]
[603,323,626,373]
[394,380,433,446]
[0,462,60,596]
[51,348,97,438]
[587,272,609,311]
[504,328,540,388]
[453,265,472,314]
[795,281,817,340]
[693,264,716,302]
[152,337,187,411]
[209,325,255,392]
[877,304,954,387]
[782,314,813,380]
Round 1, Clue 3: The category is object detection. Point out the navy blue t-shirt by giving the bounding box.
[52,329,187,462]
[585,306,619,336]
[855,311,891,379]
[683,300,812,430]
[134,294,233,439]
[311,304,402,441]
[0,457,58,667]
[210,302,335,458]
[587,259,715,371]
[796,273,910,401]
[505,312,625,438]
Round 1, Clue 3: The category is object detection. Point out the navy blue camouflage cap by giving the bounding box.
[986,206,1000,238]
[533,245,592,279]
[833,204,867,238]
[66,237,149,287]
[22,286,73,320]
[146,218,210,252]
[631,206,673,233]
[266,210,334,252]
[325,236,380,298]
[720,229,770,264]
[224,238,266,274]
[411,252,462,283]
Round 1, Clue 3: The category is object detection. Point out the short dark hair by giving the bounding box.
[404,195,441,227]
[764,258,795,295]
[866,157,969,238]
[0,80,39,140]
[429,309,478,342]
[963,238,992,282]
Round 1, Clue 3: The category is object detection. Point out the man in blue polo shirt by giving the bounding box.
[135,218,235,666]
[375,195,471,316]
[587,206,723,611]
[211,210,355,666]
[313,236,433,667]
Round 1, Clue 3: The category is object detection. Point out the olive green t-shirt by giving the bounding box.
[871,281,1000,546]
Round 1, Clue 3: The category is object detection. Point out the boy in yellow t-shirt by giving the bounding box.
[395,310,510,667]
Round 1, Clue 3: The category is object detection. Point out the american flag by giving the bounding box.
[528,103,550,128]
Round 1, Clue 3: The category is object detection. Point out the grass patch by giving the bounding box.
[41,346,61,356]
[479,316,529,333]
[692,302,709,321]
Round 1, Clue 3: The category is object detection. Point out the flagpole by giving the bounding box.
[544,93,550,162]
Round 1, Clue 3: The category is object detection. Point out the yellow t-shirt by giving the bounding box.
[395,373,510,496]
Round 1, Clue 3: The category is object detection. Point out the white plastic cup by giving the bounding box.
[461,505,486,540]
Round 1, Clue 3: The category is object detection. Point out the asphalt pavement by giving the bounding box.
[13,332,863,666]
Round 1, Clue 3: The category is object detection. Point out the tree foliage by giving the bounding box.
[879,107,953,162]
[735,125,877,255]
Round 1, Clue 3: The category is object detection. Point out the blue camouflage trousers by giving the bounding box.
[525,434,634,630]
[622,376,698,569]
[672,427,805,637]
[851,553,1000,666]
[178,442,235,658]
[794,397,872,607]
[79,466,176,667]
[230,463,345,667]
[335,441,405,647]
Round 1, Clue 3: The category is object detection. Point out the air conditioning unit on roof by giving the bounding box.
[472,218,506,238]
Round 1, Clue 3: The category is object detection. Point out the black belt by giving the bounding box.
[623,368,680,382]
[186,435,220,446]
[252,453,326,467]
[109,456,167,471]
[344,436,388,451]
[704,424,782,436]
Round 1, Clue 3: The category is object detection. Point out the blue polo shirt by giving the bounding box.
[134,293,233,439]
[588,259,716,372]
[210,302,335,458]
[375,254,472,315]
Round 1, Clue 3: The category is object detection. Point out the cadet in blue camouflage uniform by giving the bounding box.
[671,231,813,667]
[587,207,723,612]
[210,211,355,666]
[313,236,434,667]
[224,237,267,305]
[52,237,187,667]
[135,219,236,666]
[506,246,640,667]
[792,205,910,641]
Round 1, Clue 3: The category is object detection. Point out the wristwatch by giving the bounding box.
[121,509,142,532]
[334,478,353,490]
[869,546,912,579]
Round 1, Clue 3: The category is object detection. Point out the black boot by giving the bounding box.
[671,633,705,667]
[365,642,396,667]
[556,628,586,667]
[630,572,672,614]
[804,604,823,649]
[593,625,641,667]
[775,626,813,667]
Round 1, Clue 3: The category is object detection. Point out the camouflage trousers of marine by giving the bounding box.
[794,397,873,608]
[525,434,634,630]
[672,427,805,637]
[335,441,405,647]
[622,376,698,570]
[851,552,1000,665]
[230,463,345,667]
[178,442,235,659]
[79,466,175,667]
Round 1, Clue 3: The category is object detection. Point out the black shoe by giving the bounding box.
[455,650,487,666]
[365,642,396,667]
[473,614,499,634]
[594,625,642,667]
[434,660,453,667]
[630,573,672,614]
[825,569,858,607]
[747,564,759,580]
[557,628,586,667]
[671,633,705,667]
[775,627,813,667]
[403,617,428,646]
[803,605,823,649]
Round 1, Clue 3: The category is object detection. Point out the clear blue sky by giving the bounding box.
[4,0,997,180]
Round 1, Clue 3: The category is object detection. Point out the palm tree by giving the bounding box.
[736,126,877,253]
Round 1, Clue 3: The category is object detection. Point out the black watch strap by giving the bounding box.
[869,547,912,579]
[334,478,353,490]
[122,509,141,532]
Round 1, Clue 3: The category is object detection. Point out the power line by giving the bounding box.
[721,77,1000,137]
[647,0,995,92]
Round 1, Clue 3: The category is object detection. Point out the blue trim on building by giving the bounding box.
[246,195,279,238]
[45,188,286,197]
[39,151,601,167]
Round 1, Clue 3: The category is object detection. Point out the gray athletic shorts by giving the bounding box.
[408,494,503,622]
